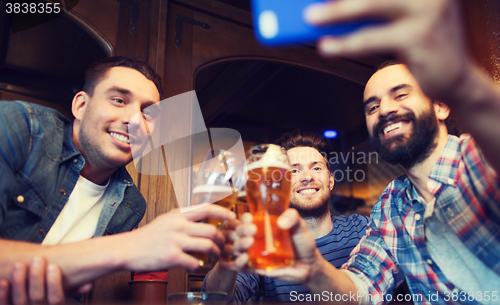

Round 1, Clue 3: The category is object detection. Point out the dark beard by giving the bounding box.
[290,195,330,220]
[369,108,439,169]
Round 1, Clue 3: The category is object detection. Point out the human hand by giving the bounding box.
[0,257,92,305]
[126,204,236,272]
[304,0,471,101]
[215,215,254,273]
[252,209,321,284]
[229,209,321,284]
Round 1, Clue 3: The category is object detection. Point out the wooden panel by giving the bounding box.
[72,0,121,49]
[136,1,198,226]
[88,271,132,303]
[115,0,152,59]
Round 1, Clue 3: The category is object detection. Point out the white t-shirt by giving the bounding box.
[42,176,109,245]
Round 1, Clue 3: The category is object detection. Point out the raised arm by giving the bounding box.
[233,209,361,305]
[203,218,259,303]
[246,209,402,305]
[305,0,500,172]
[0,206,235,290]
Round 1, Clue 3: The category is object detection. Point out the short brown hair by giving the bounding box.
[83,56,164,99]
[275,129,333,172]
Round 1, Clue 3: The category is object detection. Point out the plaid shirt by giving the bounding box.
[343,135,500,305]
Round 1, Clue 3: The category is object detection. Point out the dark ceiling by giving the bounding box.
[195,60,371,152]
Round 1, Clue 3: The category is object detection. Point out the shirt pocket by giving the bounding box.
[0,178,47,240]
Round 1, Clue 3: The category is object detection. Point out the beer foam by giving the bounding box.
[247,145,291,171]
[246,160,290,171]
[192,184,234,194]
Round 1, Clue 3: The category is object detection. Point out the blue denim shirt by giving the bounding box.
[0,101,146,242]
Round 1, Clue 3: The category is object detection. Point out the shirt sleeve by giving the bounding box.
[0,101,32,225]
[341,269,371,305]
[341,216,404,305]
[201,270,261,305]
[460,135,500,224]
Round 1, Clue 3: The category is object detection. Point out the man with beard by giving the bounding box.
[202,130,370,303]
[0,57,234,304]
[227,0,500,303]
[232,63,500,305]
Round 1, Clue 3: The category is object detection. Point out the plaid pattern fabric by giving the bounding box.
[343,135,500,305]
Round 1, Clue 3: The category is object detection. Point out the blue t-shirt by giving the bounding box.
[203,214,370,304]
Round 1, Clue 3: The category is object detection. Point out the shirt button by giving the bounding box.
[73,158,78,163]
[111,202,117,206]
[427,259,433,265]
[415,214,422,221]
[448,178,454,184]
[16,195,24,203]
[39,228,45,235]
[447,208,455,217]
[60,189,67,196]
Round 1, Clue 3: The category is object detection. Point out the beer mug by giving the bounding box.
[245,144,295,270]
[190,149,246,268]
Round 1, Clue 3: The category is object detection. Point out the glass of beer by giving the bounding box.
[245,144,294,270]
[189,149,246,268]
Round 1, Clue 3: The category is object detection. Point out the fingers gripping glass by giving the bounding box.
[189,149,246,268]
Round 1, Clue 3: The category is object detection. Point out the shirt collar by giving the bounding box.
[403,135,461,201]
[61,122,83,162]
[428,135,461,187]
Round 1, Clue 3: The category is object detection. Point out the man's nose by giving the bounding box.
[378,98,399,118]
[122,103,144,126]
[300,169,314,183]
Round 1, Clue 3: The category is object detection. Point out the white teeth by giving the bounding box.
[299,189,317,195]
[110,132,130,144]
[383,122,403,135]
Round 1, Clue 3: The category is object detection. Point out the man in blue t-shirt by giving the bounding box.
[202,129,370,303]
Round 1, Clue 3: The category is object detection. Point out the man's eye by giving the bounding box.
[313,167,321,171]
[395,93,408,100]
[366,105,379,115]
[112,98,124,104]
[142,108,158,121]
[291,169,298,174]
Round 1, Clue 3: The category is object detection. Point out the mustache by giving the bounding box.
[374,112,416,136]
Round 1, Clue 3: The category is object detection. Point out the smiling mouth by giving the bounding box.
[381,120,409,136]
[109,132,130,144]
[298,188,319,195]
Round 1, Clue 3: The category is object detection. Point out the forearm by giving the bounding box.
[204,263,238,299]
[0,233,132,288]
[303,252,360,305]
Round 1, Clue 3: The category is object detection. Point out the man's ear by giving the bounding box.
[72,91,88,121]
[434,101,450,122]
[329,172,335,191]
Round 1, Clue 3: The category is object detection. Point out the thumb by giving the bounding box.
[278,209,317,264]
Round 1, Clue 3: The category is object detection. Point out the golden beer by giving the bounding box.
[190,185,238,268]
[246,165,294,270]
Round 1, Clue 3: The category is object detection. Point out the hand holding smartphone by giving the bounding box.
[251,0,384,46]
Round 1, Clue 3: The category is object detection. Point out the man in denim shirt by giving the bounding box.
[0,57,234,304]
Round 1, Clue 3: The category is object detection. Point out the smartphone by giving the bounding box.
[251,0,384,46]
